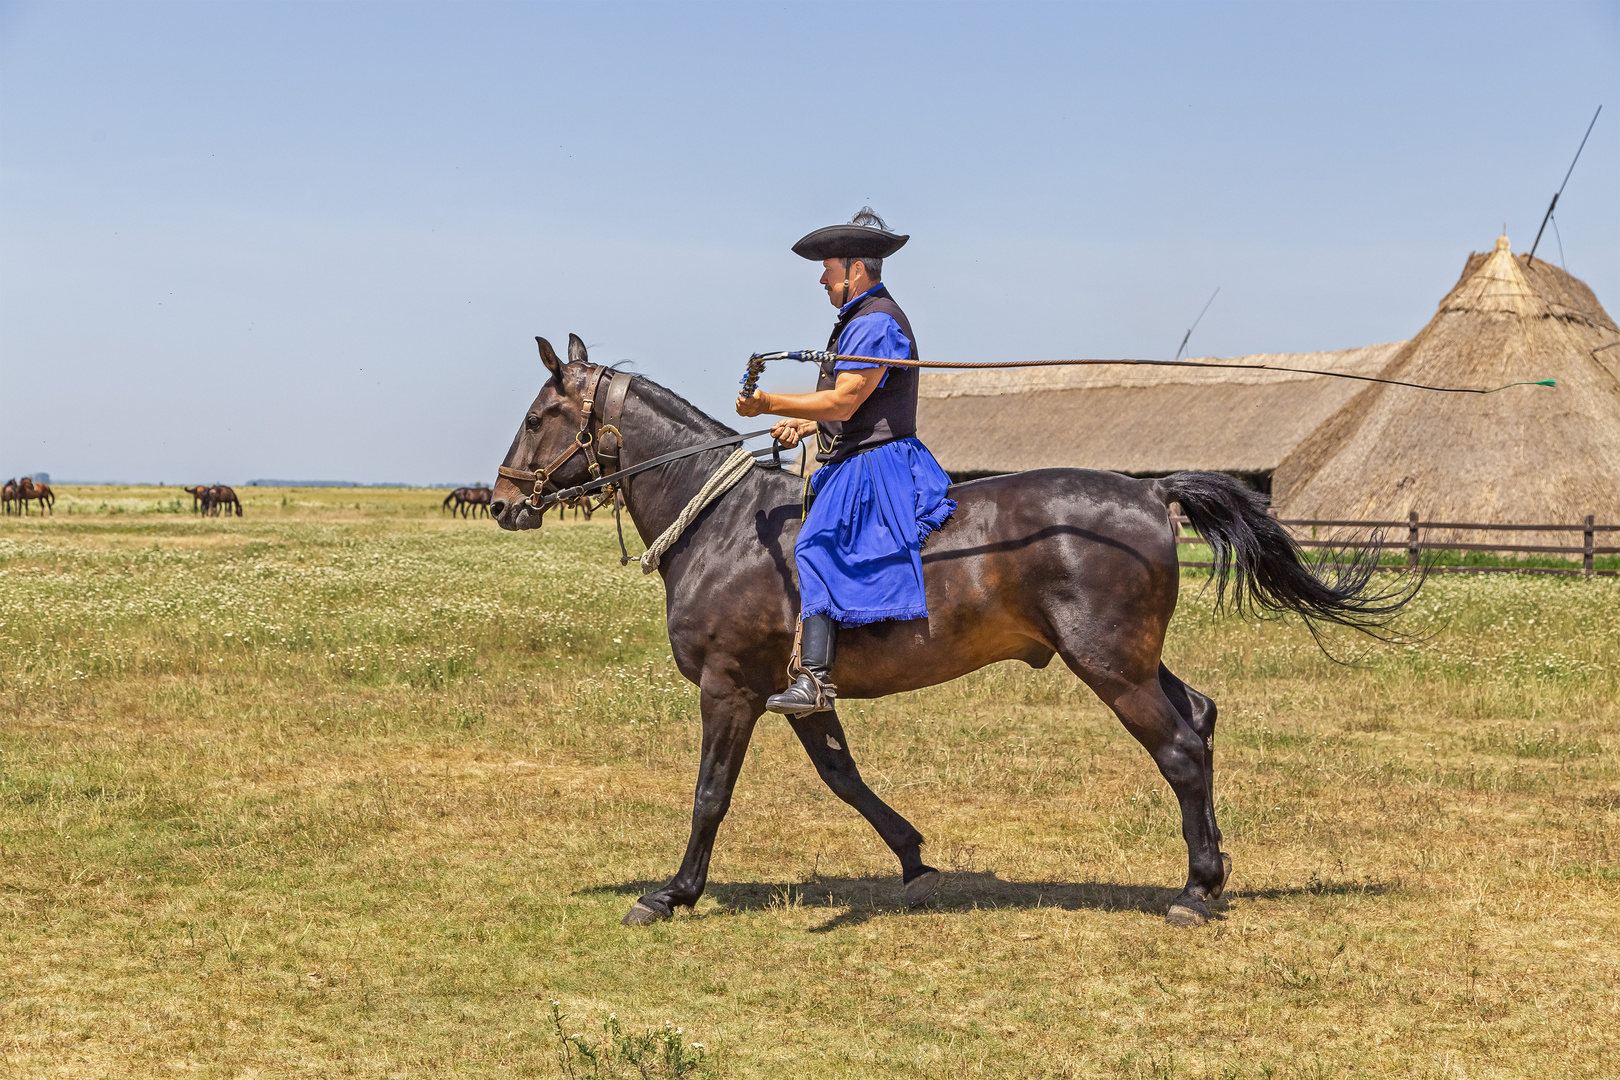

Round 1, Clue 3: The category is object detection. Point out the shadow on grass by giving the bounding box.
[580,872,1399,933]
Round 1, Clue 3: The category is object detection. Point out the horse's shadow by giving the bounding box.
[580,873,1397,934]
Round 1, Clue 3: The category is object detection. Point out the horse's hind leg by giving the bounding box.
[787,709,939,906]
[1073,659,1226,925]
[1159,664,1229,895]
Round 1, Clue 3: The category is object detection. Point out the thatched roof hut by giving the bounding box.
[915,342,1406,488]
[1273,236,1620,538]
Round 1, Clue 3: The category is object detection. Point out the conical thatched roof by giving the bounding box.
[1273,236,1620,540]
[916,342,1406,479]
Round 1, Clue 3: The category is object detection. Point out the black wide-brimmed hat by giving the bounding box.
[792,222,910,261]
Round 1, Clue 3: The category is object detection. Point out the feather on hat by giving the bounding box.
[792,207,909,261]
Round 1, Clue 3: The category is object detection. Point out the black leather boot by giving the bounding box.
[767,613,837,715]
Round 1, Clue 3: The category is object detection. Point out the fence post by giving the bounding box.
[1584,514,1595,579]
[1408,511,1420,569]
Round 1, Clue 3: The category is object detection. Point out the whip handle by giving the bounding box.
[740,354,767,397]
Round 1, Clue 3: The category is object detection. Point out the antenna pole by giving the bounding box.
[1174,286,1220,362]
[1528,105,1602,267]
[1527,194,1559,266]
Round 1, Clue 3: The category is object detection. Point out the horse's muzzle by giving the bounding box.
[492,499,543,531]
[490,478,542,530]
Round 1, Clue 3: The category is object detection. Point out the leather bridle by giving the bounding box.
[497,359,633,511]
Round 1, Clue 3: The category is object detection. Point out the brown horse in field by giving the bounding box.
[491,335,1415,929]
[445,485,492,518]
[2,479,17,515]
[207,485,243,517]
[15,478,54,515]
[461,486,491,518]
[183,485,211,514]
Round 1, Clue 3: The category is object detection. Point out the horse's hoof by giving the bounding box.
[1165,898,1211,928]
[621,900,670,927]
[903,868,942,908]
[1210,852,1233,901]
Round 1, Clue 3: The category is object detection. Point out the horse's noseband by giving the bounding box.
[498,365,632,510]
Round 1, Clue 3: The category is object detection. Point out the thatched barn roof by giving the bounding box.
[1273,236,1620,537]
[915,342,1406,479]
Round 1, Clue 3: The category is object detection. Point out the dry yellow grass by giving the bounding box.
[2,487,1616,1078]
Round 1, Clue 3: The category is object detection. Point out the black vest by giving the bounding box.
[815,286,919,464]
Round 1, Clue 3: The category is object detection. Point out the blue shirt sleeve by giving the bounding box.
[834,313,911,387]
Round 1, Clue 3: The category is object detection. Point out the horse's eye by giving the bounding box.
[525,414,542,431]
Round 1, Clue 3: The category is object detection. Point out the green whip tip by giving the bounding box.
[1535,379,1557,387]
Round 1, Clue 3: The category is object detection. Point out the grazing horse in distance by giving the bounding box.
[208,485,243,517]
[2,479,17,515]
[444,485,492,518]
[183,486,211,514]
[15,478,54,516]
[461,485,492,518]
[443,487,476,516]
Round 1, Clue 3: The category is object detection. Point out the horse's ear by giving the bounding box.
[536,336,564,380]
[568,333,589,365]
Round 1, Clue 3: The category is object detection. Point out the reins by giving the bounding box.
[739,350,1558,397]
[496,360,786,567]
[503,419,782,512]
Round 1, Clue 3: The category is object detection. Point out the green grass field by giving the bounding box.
[3,487,1617,1078]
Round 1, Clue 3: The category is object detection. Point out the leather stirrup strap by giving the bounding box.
[787,617,804,678]
[783,616,835,710]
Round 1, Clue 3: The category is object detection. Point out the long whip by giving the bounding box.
[739,351,1556,397]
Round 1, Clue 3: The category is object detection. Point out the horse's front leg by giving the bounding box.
[623,673,763,926]
[787,709,941,906]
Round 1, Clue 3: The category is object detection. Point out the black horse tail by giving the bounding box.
[1156,471,1420,643]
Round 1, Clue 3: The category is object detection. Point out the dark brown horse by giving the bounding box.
[16,478,54,515]
[461,485,491,518]
[207,485,243,517]
[491,335,1414,928]
[2,479,17,515]
[443,485,492,518]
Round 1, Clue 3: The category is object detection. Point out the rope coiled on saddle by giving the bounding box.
[636,447,758,574]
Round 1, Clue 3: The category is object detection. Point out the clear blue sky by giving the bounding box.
[2,1,1615,485]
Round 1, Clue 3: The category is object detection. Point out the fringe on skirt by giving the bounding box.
[795,436,956,626]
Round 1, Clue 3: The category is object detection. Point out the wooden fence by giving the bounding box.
[1172,511,1618,578]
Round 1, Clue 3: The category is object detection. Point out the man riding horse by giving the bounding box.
[736,209,955,716]
[490,212,1414,928]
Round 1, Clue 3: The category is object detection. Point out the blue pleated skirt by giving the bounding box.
[796,436,957,626]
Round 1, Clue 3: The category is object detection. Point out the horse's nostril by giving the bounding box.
[490,500,507,516]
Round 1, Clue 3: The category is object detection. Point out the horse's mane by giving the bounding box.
[624,370,737,440]
[600,367,805,495]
